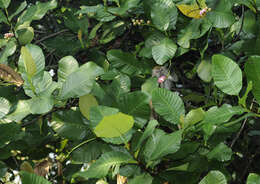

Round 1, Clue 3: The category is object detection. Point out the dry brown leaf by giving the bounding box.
[0,64,23,86]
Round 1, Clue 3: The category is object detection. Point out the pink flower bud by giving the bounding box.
[199,8,207,16]
[158,75,166,83]
[4,33,14,39]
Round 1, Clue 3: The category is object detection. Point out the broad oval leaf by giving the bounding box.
[197,59,212,82]
[20,171,51,184]
[245,56,260,104]
[107,49,144,75]
[71,141,111,163]
[149,130,183,161]
[58,55,79,83]
[177,3,206,19]
[51,110,91,140]
[212,54,242,95]
[59,62,104,99]
[18,44,45,78]
[247,173,260,184]
[118,91,150,119]
[152,88,185,124]
[143,129,183,162]
[199,170,227,184]
[151,0,178,31]
[94,112,134,138]
[28,95,53,114]
[0,161,7,178]
[20,46,37,77]
[207,0,235,28]
[79,94,98,119]
[132,119,158,152]
[183,108,205,128]
[207,142,232,162]
[0,0,10,8]
[128,173,153,184]
[152,38,177,65]
[5,100,30,122]
[0,123,21,148]
[0,97,10,119]
[75,151,135,179]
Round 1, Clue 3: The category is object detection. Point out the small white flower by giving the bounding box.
[49,69,55,77]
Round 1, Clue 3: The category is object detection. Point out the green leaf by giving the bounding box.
[202,104,245,125]
[17,26,34,45]
[0,10,7,24]
[20,171,51,184]
[247,173,260,184]
[57,56,79,83]
[152,88,185,124]
[106,73,131,100]
[19,44,45,78]
[143,129,182,162]
[0,97,10,118]
[0,122,21,148]
[150,0,178,31]
[102,129,134,145]
[128,173,153,184]
[78,5,115,22]
[207,142,232,162]
[9,1,27,20]
[197,59,212,82]
[183,108,205,128]
[207,0,235,28]
[178,19,211,48]
[118,91,150,119]
[0,40,16,64]
[17,0,57,25]
[201,104,245,139]
[94,112,134,138]
[199,170,227,184]
[149,130,183,161]
[245,56,260,104]
[0,0,11,8]
[51,110,90,140]
[79,94,98,120]
[5,100,30,122]
[107,49,145,75]
[28,95,53,114]
[212,54,242,95]
[75,151,135,178]
[59,62,104,99]
[0,161,7,178]
[152,38,177,65]
[132,119,158,151]
[141,77,158,100]
[71,141,111,163]
[90,106,119,128]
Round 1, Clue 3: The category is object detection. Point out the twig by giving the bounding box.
[225,5,245,49]
[230,117,247,148]
[230,102,254,148]
[35,29,69,44]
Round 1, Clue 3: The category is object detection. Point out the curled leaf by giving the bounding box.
[0,64,24,86]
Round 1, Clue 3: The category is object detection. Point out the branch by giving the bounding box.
[34,29,69,44]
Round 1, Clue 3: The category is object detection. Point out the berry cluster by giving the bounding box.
[131,19,151,26]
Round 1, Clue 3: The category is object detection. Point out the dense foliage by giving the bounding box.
[0,0,260,183]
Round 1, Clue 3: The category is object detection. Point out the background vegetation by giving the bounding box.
[0,0,260,183]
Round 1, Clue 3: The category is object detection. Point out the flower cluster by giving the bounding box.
[4,32,14,39]
[199,7,211,17]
